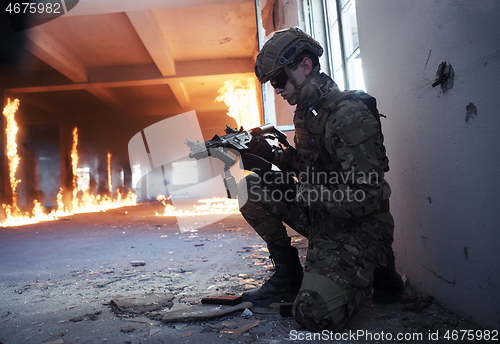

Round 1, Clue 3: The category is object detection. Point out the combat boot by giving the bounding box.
[242,244,303,306]
[372,248,405,304]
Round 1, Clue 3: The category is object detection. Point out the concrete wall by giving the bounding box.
[356,0,500,329]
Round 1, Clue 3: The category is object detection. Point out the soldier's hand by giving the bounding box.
[247,136,274,162]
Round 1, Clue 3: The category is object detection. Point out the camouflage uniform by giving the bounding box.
[239,73,394,332]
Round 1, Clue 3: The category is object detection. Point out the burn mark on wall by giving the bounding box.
[465,103,477,123]
[432,62,454,92]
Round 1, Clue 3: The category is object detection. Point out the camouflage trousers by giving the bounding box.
[238,172,394,332]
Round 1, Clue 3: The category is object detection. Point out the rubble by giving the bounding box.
[109,293,175,315]
[0,203,486,344]
[222,318,260,339]
[161,302,253,323]
[130,261,146,267]
[119,325,136,333]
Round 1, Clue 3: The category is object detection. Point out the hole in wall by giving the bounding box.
[432,62,454,92]
[465,103,477,123]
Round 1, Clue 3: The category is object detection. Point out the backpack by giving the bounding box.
[316,90,390,173]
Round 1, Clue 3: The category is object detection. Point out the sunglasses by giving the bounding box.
[270,69,289,89]
[270,61,300,89]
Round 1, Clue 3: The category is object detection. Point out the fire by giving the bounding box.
[3,98,21,215]
[153,78,259,225]
[107,152,112,194]
[0,99,137,227]
[57,126,137,215]
[71,127,79,211]
[216,77,260,130]
[155,196,239,217]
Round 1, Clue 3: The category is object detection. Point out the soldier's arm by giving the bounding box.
[271,144,299,172]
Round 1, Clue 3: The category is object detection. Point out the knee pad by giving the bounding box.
[294,289,337,332]
[294,272,368,333]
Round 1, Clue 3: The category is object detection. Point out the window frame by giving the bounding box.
[299,0,365,91]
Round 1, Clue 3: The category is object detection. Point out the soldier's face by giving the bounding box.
[274,67,306,106]
[272,59,313,106]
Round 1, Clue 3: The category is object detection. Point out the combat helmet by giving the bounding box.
[255,27,323,84]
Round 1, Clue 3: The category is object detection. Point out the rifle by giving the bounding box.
[185,123,290,168]
[185,123,291,198]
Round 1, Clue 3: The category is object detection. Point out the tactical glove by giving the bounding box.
[247,136,274,162]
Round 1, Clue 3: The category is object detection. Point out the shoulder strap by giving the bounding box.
[310,92,355,172]
[321,90,381,117]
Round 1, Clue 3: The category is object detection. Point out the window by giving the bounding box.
[76,167,90,191]
[256,0,366,128]
[301,0,365,91]
[131,164,142,188]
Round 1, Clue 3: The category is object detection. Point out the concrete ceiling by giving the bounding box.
[2,0,259,125]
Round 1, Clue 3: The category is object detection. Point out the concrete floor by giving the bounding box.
[0,202,483,344]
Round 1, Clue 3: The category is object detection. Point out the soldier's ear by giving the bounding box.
[300,57,313,76]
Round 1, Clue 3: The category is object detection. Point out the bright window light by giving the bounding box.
[76,167,90,191]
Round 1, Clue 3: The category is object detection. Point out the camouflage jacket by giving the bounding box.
[273,73,391,218]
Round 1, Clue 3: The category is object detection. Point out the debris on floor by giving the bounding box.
[110,293,175,315]
[161,302,253,323]
[0,204,488,344]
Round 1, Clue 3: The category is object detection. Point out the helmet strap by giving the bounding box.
[284,64,320,102]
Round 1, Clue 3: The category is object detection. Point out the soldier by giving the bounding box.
[239,27,404,332]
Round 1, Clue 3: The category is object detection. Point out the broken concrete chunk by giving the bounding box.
[120,325,136,333]
[85,312,99,321]
[241,308,253,318]
[161,302,253,323]
[110,293,175,315]
[130,261,146,266]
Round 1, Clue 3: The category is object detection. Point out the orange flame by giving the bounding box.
[0,100,136,227]
[216,77,260,130]
[3,98,21,214]
[71,127,79,211]
[154,78,261,220]
[107,152,112,194]
[155,196,239,217]
[63,126,137,214]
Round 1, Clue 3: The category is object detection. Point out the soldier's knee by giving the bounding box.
[237,173,262,207]
[293,289,348,333]
[241,173,261,186]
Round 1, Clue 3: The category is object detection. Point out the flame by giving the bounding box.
[155,195,239,217]
[0,99,136,227]
[71,127,79,211]
[3,98,21,215]
[152,78,258,223]
[63,127,137,214]
[216,77,260,130]
[107,152,112,194]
